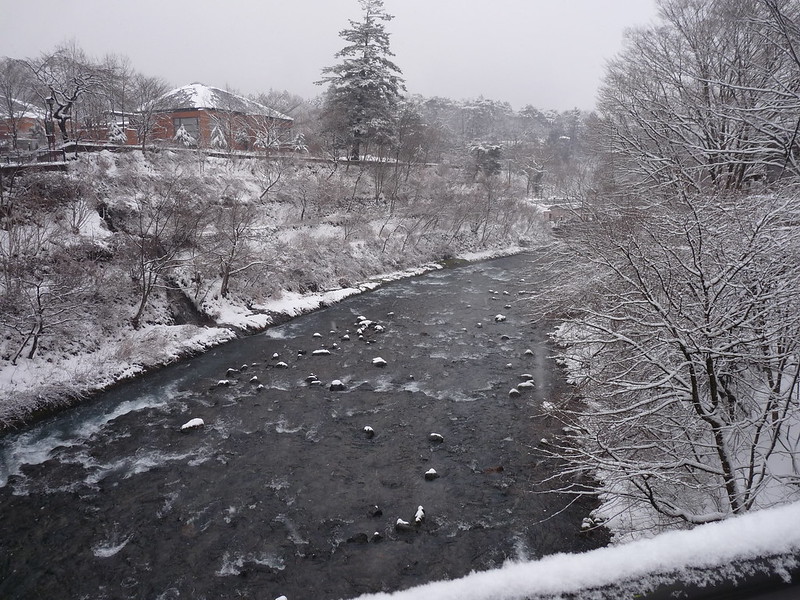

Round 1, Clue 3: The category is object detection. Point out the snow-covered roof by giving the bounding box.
[147,83,293,121]
[0,95,46,120]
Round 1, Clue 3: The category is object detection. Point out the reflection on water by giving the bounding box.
[0,253,607,600]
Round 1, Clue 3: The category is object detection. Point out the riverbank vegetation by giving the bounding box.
[0,146,555,426]
[533,0,800,541]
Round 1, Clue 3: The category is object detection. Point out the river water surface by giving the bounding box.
[0,253,607,599]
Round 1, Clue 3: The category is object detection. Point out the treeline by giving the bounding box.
[1,44,591,195]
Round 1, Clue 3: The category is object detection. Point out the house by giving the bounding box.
[138,83,293,151]
[0,95,46,153]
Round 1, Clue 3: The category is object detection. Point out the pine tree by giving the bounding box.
[318,0,405,161]
[173,124,196,147]
[107,120,127,144]
[210,124,227,150]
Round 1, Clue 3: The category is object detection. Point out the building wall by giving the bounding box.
[149,109,292,151]
[0,116,44,152]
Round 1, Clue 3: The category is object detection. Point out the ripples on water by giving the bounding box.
[0,254,607,600]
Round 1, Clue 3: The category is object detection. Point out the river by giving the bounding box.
[0,253,607,600]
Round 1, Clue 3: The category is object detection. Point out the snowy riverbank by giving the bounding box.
[0,246,525,430]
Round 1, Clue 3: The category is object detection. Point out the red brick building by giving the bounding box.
[139,83,293,151]
[0,96,46,153]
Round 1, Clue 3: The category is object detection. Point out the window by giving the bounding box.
[173,117,199,141]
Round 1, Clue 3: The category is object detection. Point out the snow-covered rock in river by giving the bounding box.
[372,357,387,367]
[519,373,534,381]
[518,381,535,390]
[329,380,346,391]
[249,376,259,383]
[415,505,425,524]
[509,388,521,397]
[275,361,289,369]
[180,418,205,431]
[226,368,239,375]
[313,332,322,338]
[217,379,231,387]
[424,468,439,481]
[429,433,444,443]
[341,333,351,341]
[494,314,507,322]
[271,352,280,359]
[524,349,534,356]
[364,425,375,439]
[395,518,414,532]
[312,349,331,356]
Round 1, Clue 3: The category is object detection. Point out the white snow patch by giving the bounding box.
[92,537,130,558]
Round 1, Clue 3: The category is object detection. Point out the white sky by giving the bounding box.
[0,0,658,112]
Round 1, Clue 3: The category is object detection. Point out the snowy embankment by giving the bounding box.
[348,501,800,600]
[0,246,523,428]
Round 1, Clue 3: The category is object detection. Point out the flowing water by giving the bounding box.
[0,253,607,600]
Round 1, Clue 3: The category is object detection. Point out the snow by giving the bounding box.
[149,83,293,122]
[347,501,800,600]
[180,418,204,430]
[0,324,235,425]
[91,537,130,558]
[414,506,425,523]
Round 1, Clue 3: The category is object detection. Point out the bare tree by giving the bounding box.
[536,191,800,527]
[129,73,170,150]
[25,43,101,144]
[208,189,269,298]
[121,165,206,329]
[597,0,800,193]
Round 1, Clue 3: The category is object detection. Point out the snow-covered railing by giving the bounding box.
[348,502,800,599]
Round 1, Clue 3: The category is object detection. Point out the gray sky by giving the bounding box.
[0,0,658,111]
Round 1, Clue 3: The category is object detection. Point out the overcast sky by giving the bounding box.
[0,0,658,112]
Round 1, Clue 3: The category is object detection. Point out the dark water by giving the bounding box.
[0,253,606,600]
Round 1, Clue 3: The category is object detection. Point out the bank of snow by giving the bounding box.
[0,246,525,428]
[348,501,800,599]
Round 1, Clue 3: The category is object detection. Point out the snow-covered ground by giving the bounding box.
[348,501,800,599]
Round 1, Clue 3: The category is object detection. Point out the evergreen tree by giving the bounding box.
[107,120,127,145]
[173,124,196,147]
[318,0,405,161]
